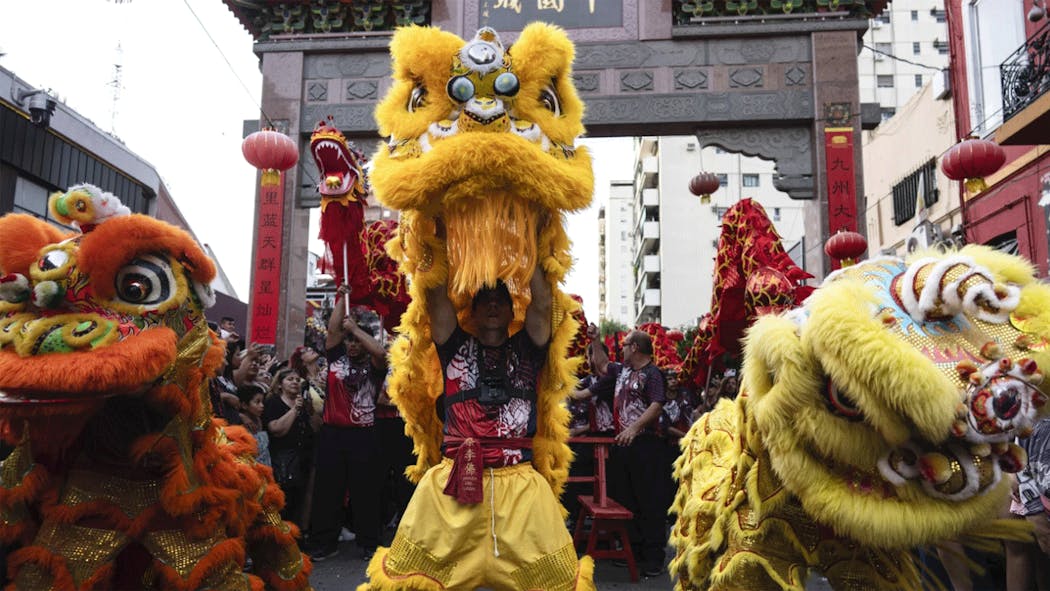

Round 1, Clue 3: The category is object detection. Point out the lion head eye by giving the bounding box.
[447,76,476,103]
[539,85,560,116]
[408,86,427,112]
[115,255,175,307]
[494,72,519,97]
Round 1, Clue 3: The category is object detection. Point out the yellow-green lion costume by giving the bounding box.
[671,247,1050,590]
[358,23,595,591]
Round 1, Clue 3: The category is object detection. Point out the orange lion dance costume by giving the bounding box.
[0,184,312,590]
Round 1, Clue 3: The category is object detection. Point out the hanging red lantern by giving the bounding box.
[941,136,1006,194]
[824,229,867,267]
[242,128,299,186]
[689,172,720,205]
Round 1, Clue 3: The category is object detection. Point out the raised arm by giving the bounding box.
[428,281,457,346]
[343,314,387,368]
[524,262,552,347]
[325,284,350,350]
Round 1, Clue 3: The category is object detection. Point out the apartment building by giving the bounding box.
[859,1,950,120]
[603,136,805,328]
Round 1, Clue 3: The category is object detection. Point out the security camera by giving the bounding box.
[14,88,57,128]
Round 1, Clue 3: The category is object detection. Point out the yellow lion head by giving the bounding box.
[372,23,592,314]
[744,245,1050,547]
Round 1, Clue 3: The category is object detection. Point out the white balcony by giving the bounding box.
[641,288,660,307]
[640,221,659,240]
[643,254,660,273]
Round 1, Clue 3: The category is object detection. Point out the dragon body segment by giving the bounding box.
[671,247,1050,590]
[0,185,311,591]
[679,199,812,389]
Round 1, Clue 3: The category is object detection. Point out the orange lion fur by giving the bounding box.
[0,214,69,276]
[77,214,216,299]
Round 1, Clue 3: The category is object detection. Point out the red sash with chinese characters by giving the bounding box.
[442,436,533,504]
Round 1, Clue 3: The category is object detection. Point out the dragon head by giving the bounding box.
[0,185,219,435]
[310,117,368,200]
[744,246,1050,547]
[372,23,592,309]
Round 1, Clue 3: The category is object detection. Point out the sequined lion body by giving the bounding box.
[0,185,311,591]
[360,22,595,591]
[671,247,1050,590]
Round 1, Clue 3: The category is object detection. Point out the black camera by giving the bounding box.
[476,381,511,406]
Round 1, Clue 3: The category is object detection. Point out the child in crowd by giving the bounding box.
[237,384,271,467]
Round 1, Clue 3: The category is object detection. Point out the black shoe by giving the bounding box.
[643,564,664,578]
[360,547,376,561]
[309,546,339,562]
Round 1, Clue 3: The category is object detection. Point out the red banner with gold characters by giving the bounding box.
[249,173,284,345]
[825,127,857,235]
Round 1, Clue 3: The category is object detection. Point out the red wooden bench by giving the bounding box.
[567,436,638,582]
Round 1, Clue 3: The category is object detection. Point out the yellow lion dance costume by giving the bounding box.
[671,247,1050,590]
[358,23,595,591]
[0,185,312,590]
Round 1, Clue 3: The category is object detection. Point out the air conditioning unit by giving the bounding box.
[872,19,883,28]
[906,222,942,253]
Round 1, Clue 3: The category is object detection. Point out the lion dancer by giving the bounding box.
[358,23,596,591]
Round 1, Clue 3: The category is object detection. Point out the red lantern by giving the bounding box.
[824,230,867,267]
[689,172,720,205]
[941,137,1006,194]
[242,129,299,186]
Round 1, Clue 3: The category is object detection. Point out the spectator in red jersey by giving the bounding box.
[306,284,387,562]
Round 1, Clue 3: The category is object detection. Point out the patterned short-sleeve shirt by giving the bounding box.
[437,327,547,467]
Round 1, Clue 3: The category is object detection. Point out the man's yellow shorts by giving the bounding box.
[359,459,595,591]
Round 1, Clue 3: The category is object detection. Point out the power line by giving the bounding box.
[862,44,944,72]
[181,0,274,128]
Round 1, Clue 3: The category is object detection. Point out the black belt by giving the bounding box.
[443,387,536,408]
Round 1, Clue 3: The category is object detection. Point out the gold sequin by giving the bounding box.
[510,542,578,591]
[62,469,161,517]
[142,529,224,578]
[35,521,127,586]
[385,532,454,585]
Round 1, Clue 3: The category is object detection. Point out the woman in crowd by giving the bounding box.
[264,367,322,528]
[291,345,327,393]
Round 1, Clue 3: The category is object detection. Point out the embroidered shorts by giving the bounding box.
[360,459,594,591]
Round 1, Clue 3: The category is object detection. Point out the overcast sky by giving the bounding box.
[0,0,631,323]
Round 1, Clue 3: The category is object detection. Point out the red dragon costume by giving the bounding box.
[0,184,312,591]
[679,198,813,389]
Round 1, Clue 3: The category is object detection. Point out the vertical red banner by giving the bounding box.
[825,127,857,235]
[249,173,284,345]
[825,127,857,270]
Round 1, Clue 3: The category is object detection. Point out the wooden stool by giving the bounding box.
[567,436,639,582]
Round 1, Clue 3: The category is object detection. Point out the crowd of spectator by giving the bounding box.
[206,293,415,564]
